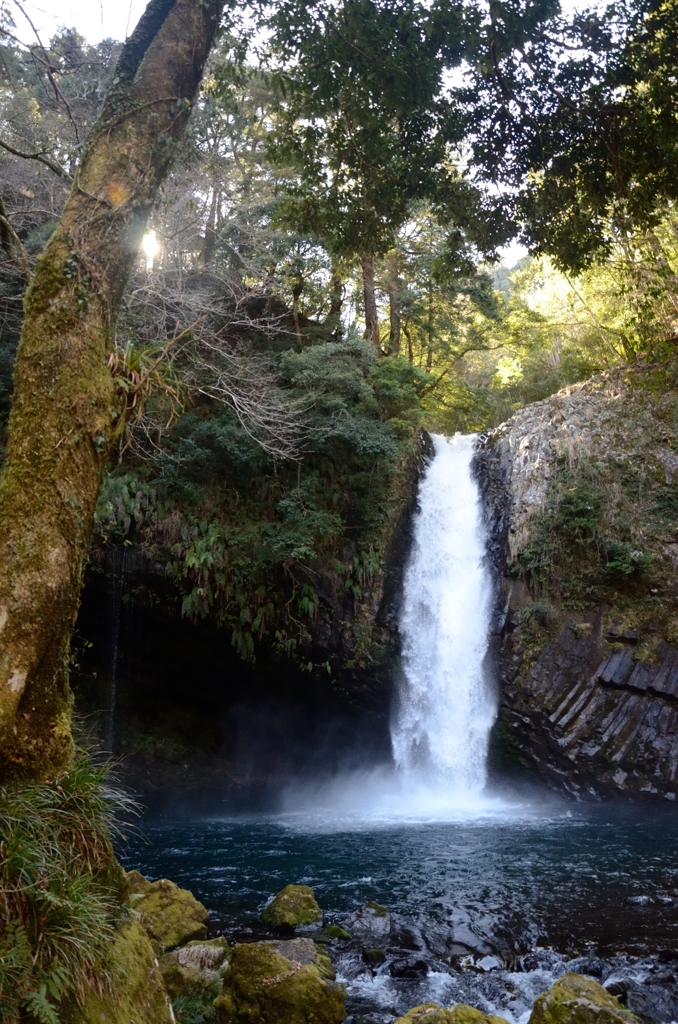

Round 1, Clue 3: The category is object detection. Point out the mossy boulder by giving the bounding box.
[214,940,346,1024]
[261,883,323,930]
[180,937,230,971]
[529,973,637,1024]
[160,955,203,999]
[315,951,336,981]
[126,868,152,895]
[395,1004,510,1024]
[66,918,174,1024]
[264,937,318,964]
[127,870,208,952]
[160,936,230,996]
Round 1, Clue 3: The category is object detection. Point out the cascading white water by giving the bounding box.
[281,432,503,819]
[392,433,496,798]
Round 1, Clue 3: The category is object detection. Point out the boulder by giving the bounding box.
[529,973,637,1024]
[347,900,391,937]
[179,937,229,973]
[263,937,318,964]
[395,1004,509,1024]
[160,939,229,997]
[159,956,203,999]
[126,868,152,895]
[127,870,208,953]
[261,883,323,930]
[390,958,429,978]
[65,918,174,1024]
[314,950,336,981]
[214,940,346,1024]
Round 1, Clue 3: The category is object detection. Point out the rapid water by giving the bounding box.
[392,434,495,799]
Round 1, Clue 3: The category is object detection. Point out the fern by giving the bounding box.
[24,985,61,1024]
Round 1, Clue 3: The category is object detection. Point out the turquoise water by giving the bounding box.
[121,799,678,1022]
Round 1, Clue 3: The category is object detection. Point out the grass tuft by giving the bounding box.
[0,752,137,1024]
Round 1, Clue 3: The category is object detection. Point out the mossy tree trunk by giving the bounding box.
[0,0,223,781]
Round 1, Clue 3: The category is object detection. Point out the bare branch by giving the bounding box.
[0,136,72,179]
[113,263,312,462]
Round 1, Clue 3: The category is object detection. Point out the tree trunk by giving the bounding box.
[0,0,222,782]
[403,321,413,363]
[292,273,304,345]
[202,187,220,265]
[385,254,401,355]
[327,270,343,340]
[362,255,380,348]
[388,297,401,354]
[426,279,434,368]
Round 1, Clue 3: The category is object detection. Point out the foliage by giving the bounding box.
[522,600,548,626]
[464,0,678,273]
[3,0,678,680]
[173,982,220,1024]
[263,0,482,261]
[0,753,136,1024]
[514,458,656,608]
[419,256,609,432]
[95,338,424,665]
[2,11,678,462]
[0,28,120,443]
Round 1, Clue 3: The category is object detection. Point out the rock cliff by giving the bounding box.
[475,362,678,800]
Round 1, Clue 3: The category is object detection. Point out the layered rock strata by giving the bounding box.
[475,364,678,799]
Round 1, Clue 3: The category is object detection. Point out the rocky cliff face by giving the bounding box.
[475,362,678,801]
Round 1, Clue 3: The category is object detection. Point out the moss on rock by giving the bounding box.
[214,940,345,1024]
[127,871,208,952]
[528,973,637,1024]
[66,918,173,1024]
[395,1003,509,1024]
[322,925,351,941]
[181,936,229,964]
[261,883,322,930]
[160,955,203,999]
[315,952,336,981]
[126,868,152,895]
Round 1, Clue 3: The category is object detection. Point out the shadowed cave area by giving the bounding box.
[72,561,396,804]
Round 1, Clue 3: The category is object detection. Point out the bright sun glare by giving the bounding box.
[141,229,160,268]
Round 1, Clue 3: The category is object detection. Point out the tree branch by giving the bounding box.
[0,137,71,179]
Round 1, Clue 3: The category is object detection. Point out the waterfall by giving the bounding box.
[391,433,496,798]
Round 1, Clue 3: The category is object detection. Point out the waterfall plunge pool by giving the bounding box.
[121,801,678,1024]
[119,436,678,1022]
